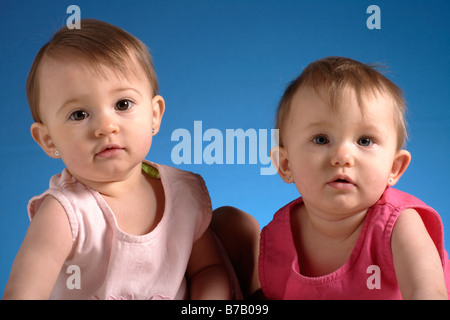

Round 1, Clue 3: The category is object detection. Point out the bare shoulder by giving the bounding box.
[32,195,73,242]
[392,208,448,299]
[3,196,73,299]
[393,208,425,235]
[391,208,434,258]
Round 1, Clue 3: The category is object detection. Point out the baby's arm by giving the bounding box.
[2,196,72,299]
[186,227,232,299]
[391,208,448,299]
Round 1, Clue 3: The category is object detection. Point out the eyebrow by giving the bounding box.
[304,121,332,130]
[110,87,143,97]
[304,120,384,135]
[56,97,84,118]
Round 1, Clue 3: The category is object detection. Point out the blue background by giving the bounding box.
[1,0,449,294]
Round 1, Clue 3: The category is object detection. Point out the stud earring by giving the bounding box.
[55,150,60,157]
[152,128,155,134]
[388,178,394,184]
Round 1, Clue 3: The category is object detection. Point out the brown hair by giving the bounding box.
[26,18,158,123]
[275,56,407,149]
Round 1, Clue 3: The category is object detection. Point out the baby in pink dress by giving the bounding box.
[3,19,237,300]
[260,57,450,299]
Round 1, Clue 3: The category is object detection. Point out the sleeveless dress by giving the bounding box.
[28,161,240,299]
[259,187,450,299]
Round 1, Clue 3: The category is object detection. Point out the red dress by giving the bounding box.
[259,187,450,299]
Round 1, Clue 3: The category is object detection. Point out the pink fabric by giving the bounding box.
[259,187,450,299]
[28,161,212,300]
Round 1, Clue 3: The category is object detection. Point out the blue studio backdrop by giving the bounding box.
[0,0,449,294]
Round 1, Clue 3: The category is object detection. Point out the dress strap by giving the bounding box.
[142,162,159,178]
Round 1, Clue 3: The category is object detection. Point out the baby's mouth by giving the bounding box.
[327,175,356,190]
[95,144,124,158]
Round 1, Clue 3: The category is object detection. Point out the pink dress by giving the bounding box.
[259,187,450,299]
[28,161,239,300]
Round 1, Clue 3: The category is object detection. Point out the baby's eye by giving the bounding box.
[313,135,330,145]
[115,99,134,111]
[69,110,89,121]
[358,137,373,147]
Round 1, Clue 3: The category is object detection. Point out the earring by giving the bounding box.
[388,178,394,184]
[55,150,60,157]
[152,128,155,134]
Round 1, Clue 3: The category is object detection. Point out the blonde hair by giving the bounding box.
[27,18,158,123]
[275,57,407,149]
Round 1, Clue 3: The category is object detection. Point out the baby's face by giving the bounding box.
[281,86,404,217]
[34,56,163,187]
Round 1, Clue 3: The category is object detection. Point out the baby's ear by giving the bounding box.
[388,149,411,186]
[151,95,165,135]
[30,122,59,158]
[270,146,294,184]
